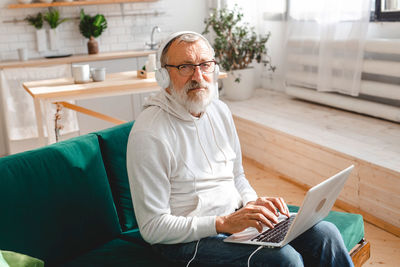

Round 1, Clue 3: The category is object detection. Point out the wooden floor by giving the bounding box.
[243,157,400,266]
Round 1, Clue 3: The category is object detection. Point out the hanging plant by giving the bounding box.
[26,12,47,52]
[25,13,44,30]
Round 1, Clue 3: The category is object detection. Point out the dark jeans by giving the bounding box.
[152,221,354,267]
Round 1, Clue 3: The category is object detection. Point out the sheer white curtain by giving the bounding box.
[0,65,79,141]
[285,0,370,96]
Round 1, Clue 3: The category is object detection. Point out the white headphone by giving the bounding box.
[155,31,220,89]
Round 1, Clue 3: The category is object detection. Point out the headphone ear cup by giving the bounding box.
[155,68,170,89]
[213,64,220,82]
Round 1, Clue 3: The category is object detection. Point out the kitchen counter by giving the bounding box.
[0,50,156,69]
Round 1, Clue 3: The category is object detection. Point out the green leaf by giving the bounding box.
[44,7,67,29]
[79,9,107,39]
[25,12,43,29]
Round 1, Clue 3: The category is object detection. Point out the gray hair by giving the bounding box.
[160,33,214,66]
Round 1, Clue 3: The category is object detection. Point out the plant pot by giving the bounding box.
[87,37,99,54]
[222,68,256,101]
[36,29,47,52]
[48,28,58,51]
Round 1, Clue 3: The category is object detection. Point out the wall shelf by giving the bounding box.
[8,0,156,9]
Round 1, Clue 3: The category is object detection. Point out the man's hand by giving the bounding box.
[252,196,290,218]
[215,197,290,234]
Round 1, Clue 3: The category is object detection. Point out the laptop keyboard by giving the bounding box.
[251,215,296,243]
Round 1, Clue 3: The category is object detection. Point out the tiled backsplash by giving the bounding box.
[0,0,194,61]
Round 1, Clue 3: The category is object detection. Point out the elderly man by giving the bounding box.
[126,31,353,267]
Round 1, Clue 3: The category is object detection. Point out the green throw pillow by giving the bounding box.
[0,251,44,267]
[94,122,137,231]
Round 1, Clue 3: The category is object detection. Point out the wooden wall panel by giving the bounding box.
[235,116,360,206]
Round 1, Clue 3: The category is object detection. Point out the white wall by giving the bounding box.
[0,0,208,156]
[223,0,287,89]
[0,0,208,60]
[367,21,400,38]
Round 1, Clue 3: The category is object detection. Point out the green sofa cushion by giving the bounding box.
[0,134,121,266]
[1,250,44,267]
[94,122,137,232]
[288,205,364,252]
[59,238,162,267]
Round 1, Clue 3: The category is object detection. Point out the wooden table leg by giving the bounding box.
[44,101,56,144]
[33,98,45,146]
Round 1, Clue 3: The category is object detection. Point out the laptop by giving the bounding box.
[224,165,354,248]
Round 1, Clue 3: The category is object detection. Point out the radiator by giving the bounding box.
[285,39,400,123]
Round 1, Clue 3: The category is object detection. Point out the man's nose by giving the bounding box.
[191,66,203,82]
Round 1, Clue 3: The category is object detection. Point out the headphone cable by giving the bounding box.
[247,245,264,267]
[186,239,201,267]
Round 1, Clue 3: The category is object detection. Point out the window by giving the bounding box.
[374,0,400,21]
[289,0,368,22]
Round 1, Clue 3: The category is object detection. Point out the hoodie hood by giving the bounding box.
[143,89,197,122]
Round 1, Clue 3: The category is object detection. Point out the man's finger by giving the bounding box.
[254,206,278,224]
[249,213,275,229]
[256,198,279,216]
[268,197,288,217]
[278,197,290,217]
[249,220,264,232]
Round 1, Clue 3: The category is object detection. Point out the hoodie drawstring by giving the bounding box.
[192,117,213,174]
[206,112,228,165]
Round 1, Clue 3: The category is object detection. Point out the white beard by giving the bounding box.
[170,79,216,115]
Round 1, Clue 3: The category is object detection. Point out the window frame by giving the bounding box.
[375,0,400,21]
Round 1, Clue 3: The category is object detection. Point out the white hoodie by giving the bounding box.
[126,90,258,245]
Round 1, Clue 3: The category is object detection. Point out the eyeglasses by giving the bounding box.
[164,60,217,77]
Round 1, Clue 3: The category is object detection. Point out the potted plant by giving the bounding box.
[25,12,47,52]
[203,5,275,100]
[79,9,107,55]
[44,8,68,51]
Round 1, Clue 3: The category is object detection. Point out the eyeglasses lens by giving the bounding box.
[179,62,215,76]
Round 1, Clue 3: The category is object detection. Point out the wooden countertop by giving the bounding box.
[0,50,156,69]
[23,71,228,100]
[23,71,158,100]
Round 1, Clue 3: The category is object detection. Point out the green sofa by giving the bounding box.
[0,122,368,266]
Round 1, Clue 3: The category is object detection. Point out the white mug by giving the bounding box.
[72,64,90,83]
[91,67,106,82]
[18,48,28,61]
